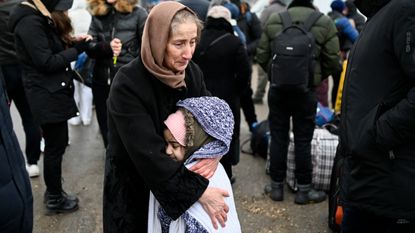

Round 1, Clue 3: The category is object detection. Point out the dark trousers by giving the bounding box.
[42,121,68,195]
[240,78,257,130]
[342,206,415,233]
[1,64,41,165]
[268,89,316,185]
[92,83,109,147]
[331,62,343,107]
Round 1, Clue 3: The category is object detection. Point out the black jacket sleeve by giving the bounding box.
[14,15,77,73]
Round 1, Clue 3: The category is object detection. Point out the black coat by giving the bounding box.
[104,57,210,232]
[88,6,147,85]
[9,5,78,125]
[178,0,210,22]
[339,0,415,218]
[0,72,33,233]
[193,17,250,164]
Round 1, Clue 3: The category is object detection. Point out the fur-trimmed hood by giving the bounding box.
[87,0,138,15]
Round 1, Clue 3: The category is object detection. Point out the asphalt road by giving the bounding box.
[11,65,332,233]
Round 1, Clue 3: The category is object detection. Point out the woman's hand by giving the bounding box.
[199,187,230,230]
[110,38,122,57]
[74,34,92,42]
[189,157,220,179]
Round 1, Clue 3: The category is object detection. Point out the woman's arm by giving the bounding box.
[108,69,209,220]
[14,15,78,73]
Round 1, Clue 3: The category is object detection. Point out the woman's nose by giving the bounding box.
[182,44,193,60]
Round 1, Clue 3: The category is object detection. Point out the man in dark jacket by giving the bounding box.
[0,69,33,233]
[339,0,415,232]
[256,0,339,204]
[0,0,42,178]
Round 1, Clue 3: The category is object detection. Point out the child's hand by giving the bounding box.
[189,157,220,179]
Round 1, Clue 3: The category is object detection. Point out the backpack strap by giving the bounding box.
[303,11,323,31]
[200,33,232,56]
[279,11,292,30]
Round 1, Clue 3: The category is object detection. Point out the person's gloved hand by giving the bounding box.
[73,40,89,54]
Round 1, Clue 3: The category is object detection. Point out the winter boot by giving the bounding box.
[294,184,326,205]
[44,190,79,204]
[45,193,79,215]
[264,181,284,201]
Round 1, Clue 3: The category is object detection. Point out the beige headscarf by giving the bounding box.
[141,1,195,89]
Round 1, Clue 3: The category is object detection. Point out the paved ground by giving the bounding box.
[11,65,332,233]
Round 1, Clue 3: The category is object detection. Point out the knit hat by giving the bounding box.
[223,2,240,19]
[207,5,232,24]
[330,0,345,12]
[54,0,73,11]
[176,96,234,163]
[164,109,186,146]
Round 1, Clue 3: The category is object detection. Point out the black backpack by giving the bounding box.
[270,11,322,93]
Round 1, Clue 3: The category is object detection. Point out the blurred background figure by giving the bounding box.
[0,0,42,178]
[68,0,93,126]
[86,0,148,147]
[327,0,358,107]
[178,0,210,22]
[9,0,93,214]
[0,68,33,233]
[193,5,251,182]
[252,0,287,104]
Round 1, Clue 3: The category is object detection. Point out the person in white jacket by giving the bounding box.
[68,0,93,126]
[148,96,241,233]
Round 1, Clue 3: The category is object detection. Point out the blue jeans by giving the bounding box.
[342,206,415,233]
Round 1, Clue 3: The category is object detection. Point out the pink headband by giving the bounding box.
[164,110,186,146]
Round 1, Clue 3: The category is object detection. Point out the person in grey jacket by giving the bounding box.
[87,0,147,147]
[339,0,415,232]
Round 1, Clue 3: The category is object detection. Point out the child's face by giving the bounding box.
[163,128,186,162]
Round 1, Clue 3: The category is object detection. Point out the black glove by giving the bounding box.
[73,40,89,54]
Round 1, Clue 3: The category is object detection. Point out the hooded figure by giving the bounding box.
[148,96,241,233]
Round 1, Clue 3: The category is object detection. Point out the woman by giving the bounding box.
[193,5,250,181]
[9,0,91,214]
[86,0,148,146]
[149,97,241,233]
[104,2,229,232]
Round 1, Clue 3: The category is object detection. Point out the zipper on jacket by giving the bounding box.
[107,67,111,85]
[389,150,395,160]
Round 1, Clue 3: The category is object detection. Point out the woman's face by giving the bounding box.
[163,21,198,73]
[163,129,186,162]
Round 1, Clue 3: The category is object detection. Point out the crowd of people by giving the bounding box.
[0,0,414,232]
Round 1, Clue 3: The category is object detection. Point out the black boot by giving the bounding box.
[294,184,326,205]
[264,181,284,201]
[44,190,79,204]
[45,193,79,215]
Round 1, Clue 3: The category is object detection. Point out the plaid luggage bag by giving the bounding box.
[286,128,338,192]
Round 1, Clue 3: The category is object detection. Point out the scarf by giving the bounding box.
[140,1,193,89]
